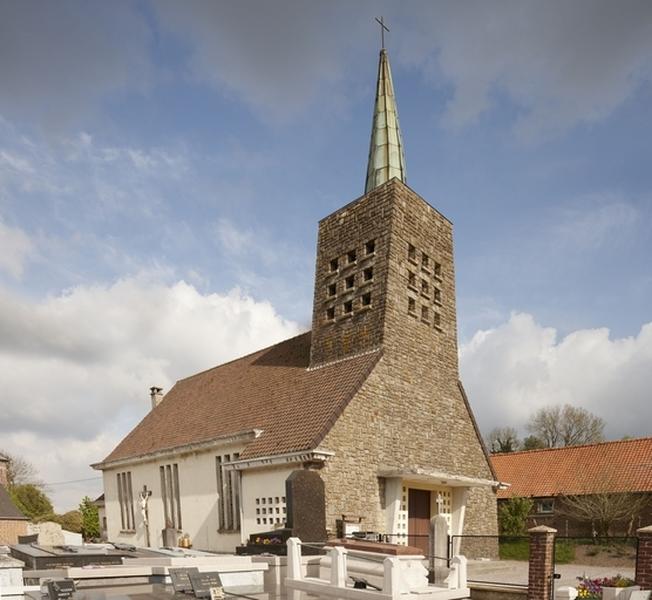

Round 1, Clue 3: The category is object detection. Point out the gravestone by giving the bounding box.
[35,522,65,546]
[237,469,327,555]
[285,469,327,542]
[428,514,449,583]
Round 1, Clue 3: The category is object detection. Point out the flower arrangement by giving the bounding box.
[254,536,284,545]
[577,575,637,599]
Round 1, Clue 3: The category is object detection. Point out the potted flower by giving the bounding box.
[577,576,602,599]
[600,575,639,600]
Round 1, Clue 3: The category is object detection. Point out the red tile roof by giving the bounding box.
[491,437,652,498]
[101,332,382,465]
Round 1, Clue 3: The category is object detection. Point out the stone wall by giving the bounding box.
[0,519,27,544]
[316,179,497,538]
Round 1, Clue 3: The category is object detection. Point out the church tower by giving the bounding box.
[309,47,460,388]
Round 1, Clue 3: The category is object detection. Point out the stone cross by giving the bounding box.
[435,493,444,515]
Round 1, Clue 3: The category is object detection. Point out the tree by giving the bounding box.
[498,497,534,536]
[9,484,53,520]
[526,404,605,448]
[487,427,520,453]
[79,496,100,540]
[521,435,545,450]
[0,449,41,487]
[560,492,650,537]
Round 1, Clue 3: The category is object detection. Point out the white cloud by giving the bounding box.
[460,313,652,440]
[0,276,301,510]
[0,220,33,278]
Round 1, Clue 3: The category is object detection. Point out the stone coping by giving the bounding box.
[326,538,424,556]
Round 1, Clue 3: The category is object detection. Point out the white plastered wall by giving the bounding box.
[102,442,244,552]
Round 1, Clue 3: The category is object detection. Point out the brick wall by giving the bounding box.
[315,179,497,537]
[636,525,652,590]
[0,518,28,544]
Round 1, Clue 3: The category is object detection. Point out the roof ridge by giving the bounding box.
[177,330,311,384]
[493,435,652,457]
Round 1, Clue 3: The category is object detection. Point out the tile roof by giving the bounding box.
[0,484,27,520]
[491,437,652,498]
[101,332,382,465]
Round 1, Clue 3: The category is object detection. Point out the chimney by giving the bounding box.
[0,454,9,487]
[150,386,164,410]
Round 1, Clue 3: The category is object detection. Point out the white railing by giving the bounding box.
[285,537,469,600]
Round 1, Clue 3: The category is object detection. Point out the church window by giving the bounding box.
[433,288,442,305]
[408,297,416,316]
[326,307,335,321]
[344,300,353,314]
[328,283,336,297]
[421,305,429,322]
[116,471,135,531]
[363,267,373,281]
[421,279,429,297]
[345,274,355,289]
[434,262,442,279]
[421,252,430,272]
[330,258,339,272]
[362,292,372,307]
[347,249,357,264]
[408,271,417,290]
[407,244,416,263]
[160,463,182,530]
[365,239,376,255]
[215,453,240,532]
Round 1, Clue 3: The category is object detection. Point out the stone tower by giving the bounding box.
[310,49,459,387]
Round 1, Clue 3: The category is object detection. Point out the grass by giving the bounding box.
[498,539,575,563]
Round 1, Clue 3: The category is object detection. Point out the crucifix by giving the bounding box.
[375,16,389,49]
[139,485,152,547]
[435,493,444,515]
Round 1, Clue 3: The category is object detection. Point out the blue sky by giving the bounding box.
[1,0,651,510]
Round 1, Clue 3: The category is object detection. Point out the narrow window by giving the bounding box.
[328,283,336,297]
[421,305,429,322]
[362,292,372,307]
[408,244,416,262]
[330,258,339,272]
[363,267,373,281]
[433,312,441,328]
[434,262,442,278]
[347,249,357,264]
[422,252,430,270]
[365,239,376,255]
[117,472,134,530]
[326,306,335,320]
[421,279,429,296]
[408,297,416,315]
[434,288,442,304]
[161,464,181,529]
[345,274,355,289]
[344,300,353,314]
[408,271,416,289]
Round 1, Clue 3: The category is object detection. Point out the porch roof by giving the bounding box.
[378,467,502,488]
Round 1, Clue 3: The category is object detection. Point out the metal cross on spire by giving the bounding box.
[375,16,389,49]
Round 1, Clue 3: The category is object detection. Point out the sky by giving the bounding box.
[1,0,651,512]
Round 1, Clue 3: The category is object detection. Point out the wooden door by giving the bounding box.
[408,489,431,555]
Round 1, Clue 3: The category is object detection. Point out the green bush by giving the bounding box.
[498,497,534,535]
[9,484,53,520]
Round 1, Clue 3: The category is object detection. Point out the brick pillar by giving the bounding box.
[636,525,652,590]
[527,525,557,600]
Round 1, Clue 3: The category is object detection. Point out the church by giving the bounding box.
[93,46,499,553]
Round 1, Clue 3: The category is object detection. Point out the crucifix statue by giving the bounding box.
[375,16,389,49]
[139,485,152,547]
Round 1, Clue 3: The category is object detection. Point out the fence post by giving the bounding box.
[330,545,347,587]
[527,525,557,600]
[286,537,303,600]
[636,525,652,590]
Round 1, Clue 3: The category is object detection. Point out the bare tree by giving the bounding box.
[0,449,42,487]
[487,426,520,453]
[526,404,605,448]
[561,492,649,537]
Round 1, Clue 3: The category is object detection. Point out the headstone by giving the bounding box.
[46,578,76,600]
[188,571,223,598]
[168,567,199,593]
[285,469,327,542]
[429,514,449,583]
[36,522,65,546]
